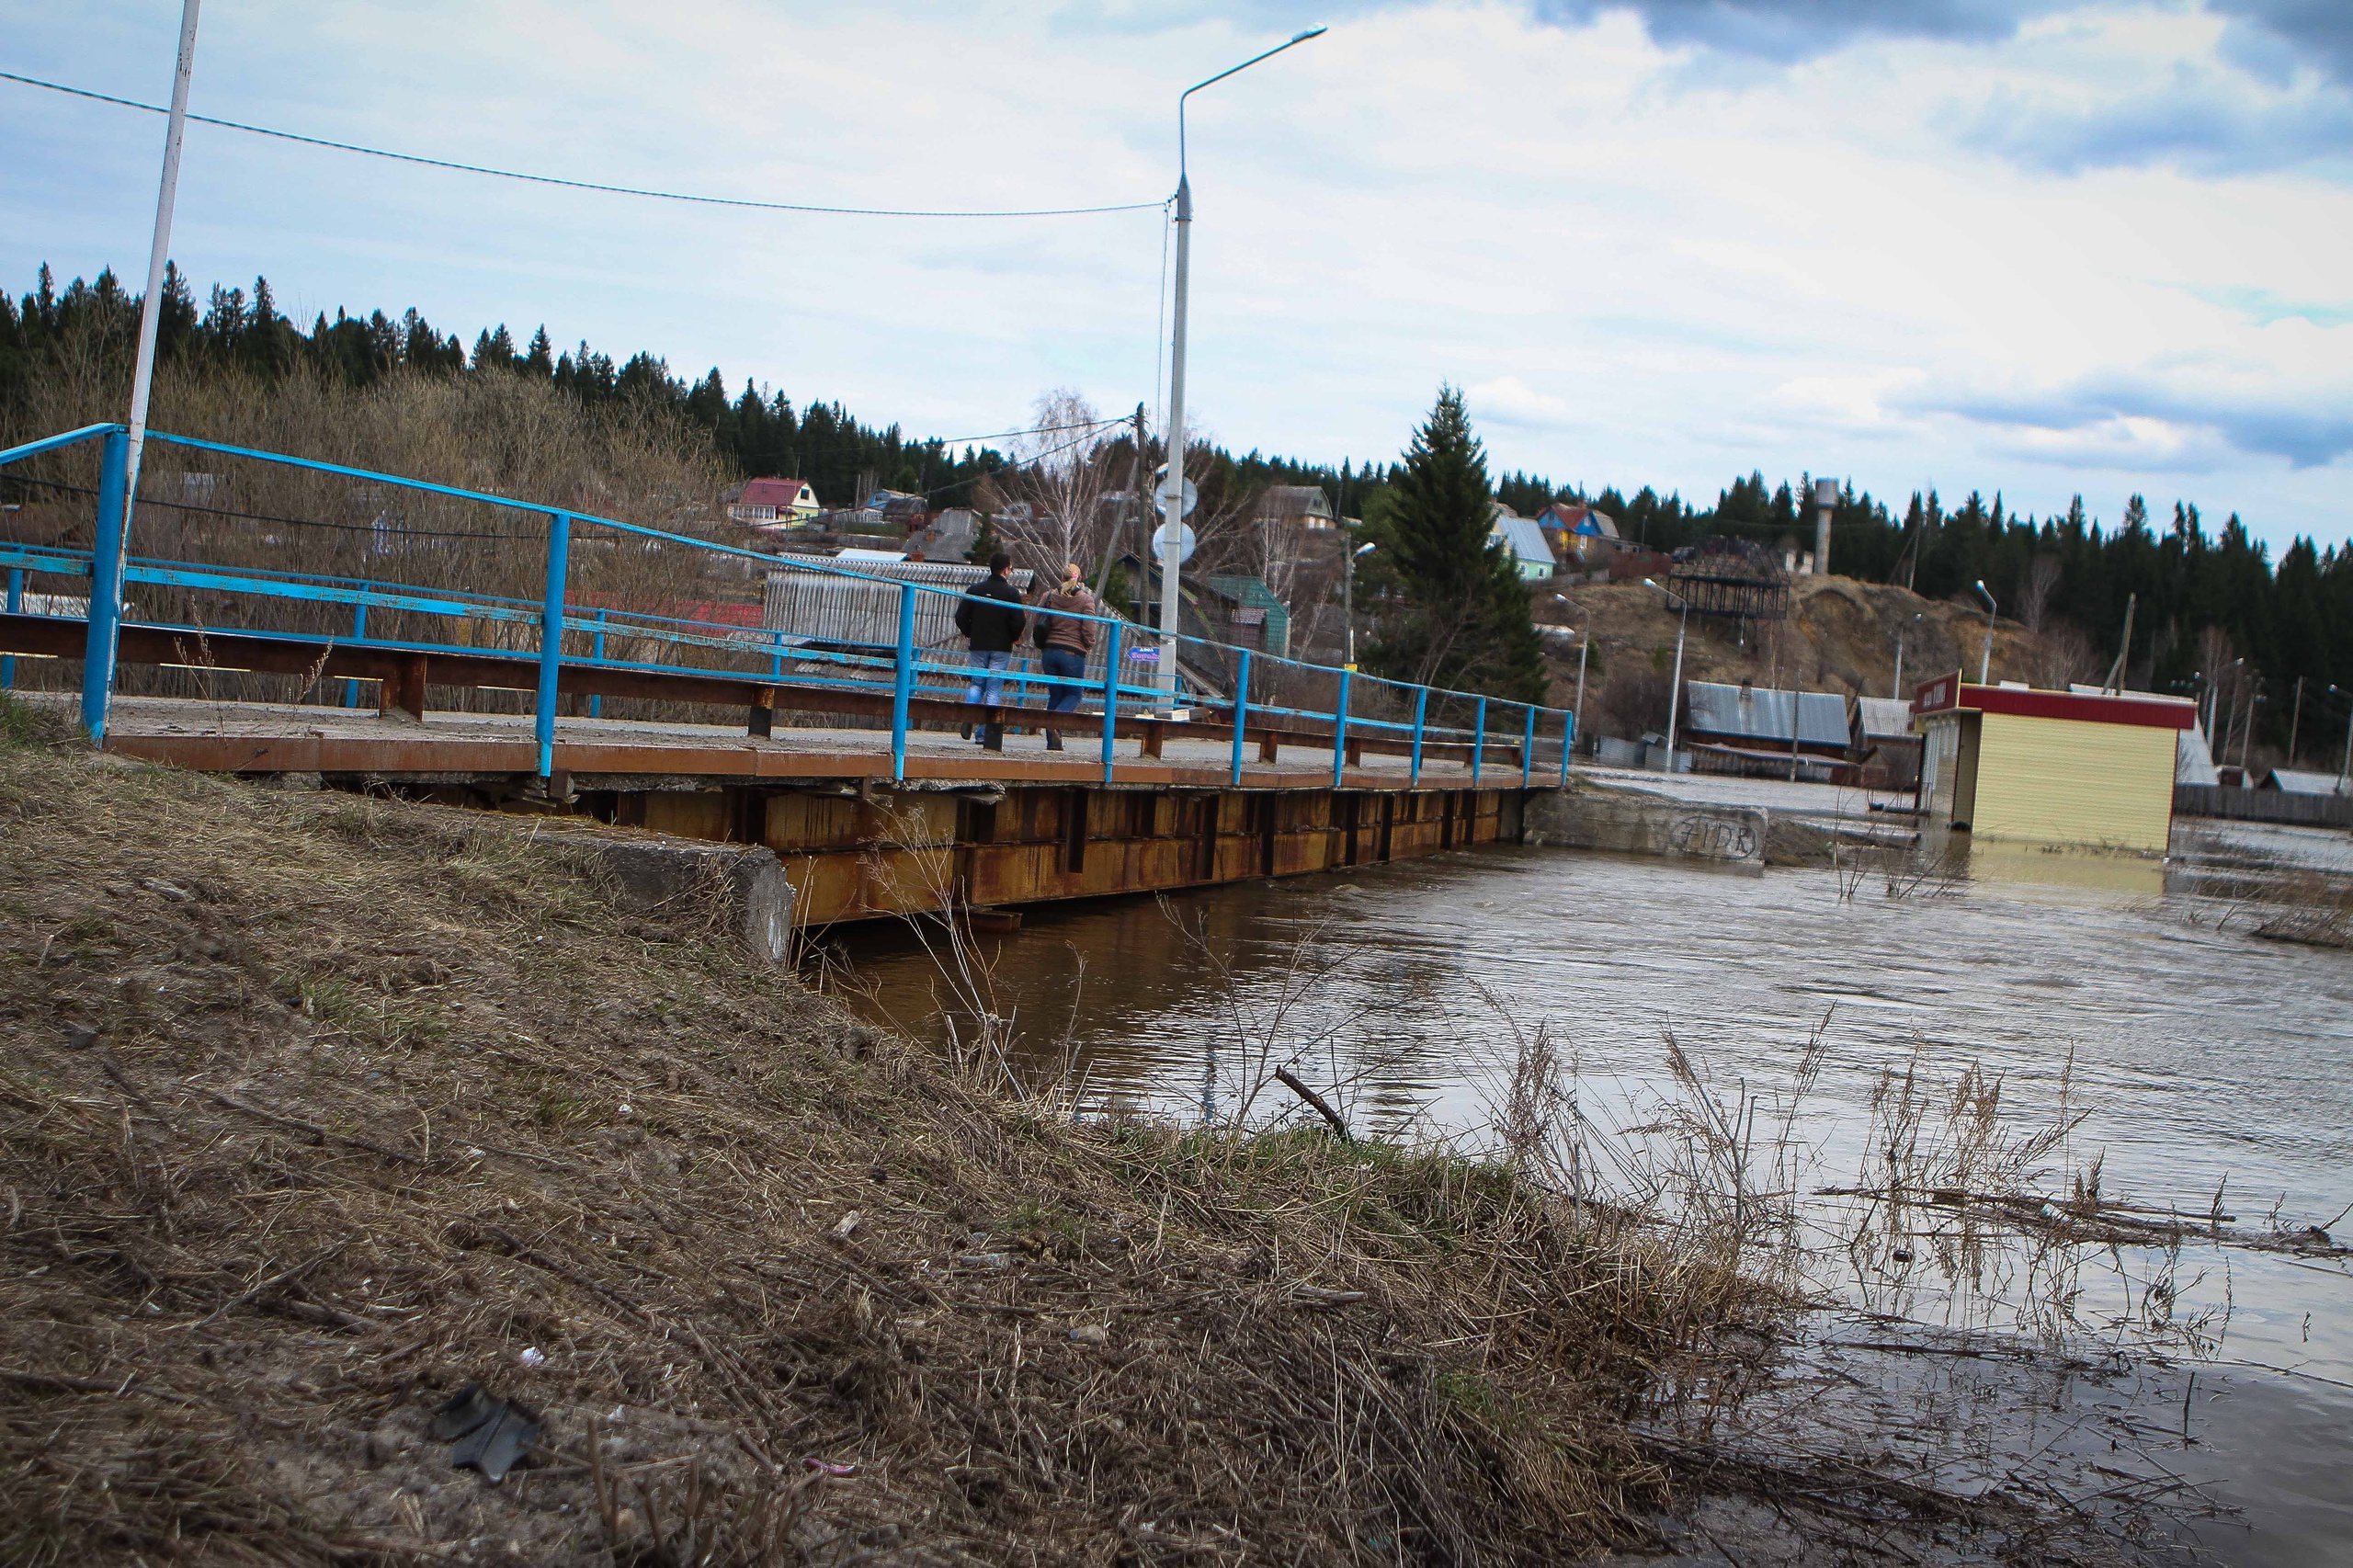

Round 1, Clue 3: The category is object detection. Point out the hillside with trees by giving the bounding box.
[4,262,2347,744]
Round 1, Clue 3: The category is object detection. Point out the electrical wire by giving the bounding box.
[0,68,1167,220]
[6,474,529,540]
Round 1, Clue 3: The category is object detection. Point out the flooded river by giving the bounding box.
[831,812,2353,1562]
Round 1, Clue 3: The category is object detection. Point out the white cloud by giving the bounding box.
[0,0,2348,546]
[1468,375,1574,428]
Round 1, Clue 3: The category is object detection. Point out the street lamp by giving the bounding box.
[1972,579,1997,685]
[2329,686,2352,794]
[1553,593,1589,742]
[1643,577,1688,770]
[84,0,202,741]
[1156,25,1326,711]
[1893,610,1923,699]
[1343,538,1375,669]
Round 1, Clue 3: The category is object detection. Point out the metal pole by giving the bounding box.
[1231,646,1250,785]
[1790,662,1804,783]
[1343,531,1357,670]
[1519,704,1534,787]
[890,585,915,782]
[1813,476,1836,579]
[588,609,607,719]
[533,511,571,779]
[1409,685,1427,786]
[2338,696,2351,794]
[1330,667,1350,788]
[343,600,368,707]
[1158,28,1322,711]
[4,566,22,688]
[1156,176,1191,712]
[1975,582,1996,685]
[79,429,131,740]
[119,0,204,584]
[1560,709,1572,786]
[1100,618,1123,782]
[1663,602,1687,771]
[1471,695,1486,786]
[1574,633,1588,745]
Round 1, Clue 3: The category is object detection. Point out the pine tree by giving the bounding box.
[1366,386,1547,705]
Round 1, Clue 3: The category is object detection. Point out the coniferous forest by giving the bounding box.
[4,263,2349,750]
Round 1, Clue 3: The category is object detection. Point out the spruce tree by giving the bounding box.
[1367,386,1547,705]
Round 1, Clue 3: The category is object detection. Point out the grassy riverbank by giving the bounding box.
[0,701,1789,1565]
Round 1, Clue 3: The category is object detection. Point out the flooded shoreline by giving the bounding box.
[826,812,2353,1562]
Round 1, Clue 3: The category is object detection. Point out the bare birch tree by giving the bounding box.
[996,389,1119,577]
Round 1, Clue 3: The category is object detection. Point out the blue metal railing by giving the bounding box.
[0,423,1578,785]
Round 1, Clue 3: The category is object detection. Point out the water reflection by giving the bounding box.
[830,826,2353,1559]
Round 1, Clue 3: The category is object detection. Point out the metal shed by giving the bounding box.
[1912,675,2195,853]
[1684,682,1850,752]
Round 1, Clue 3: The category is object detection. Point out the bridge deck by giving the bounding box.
[72,695,1520,792]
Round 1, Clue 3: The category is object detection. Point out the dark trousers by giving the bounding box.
[1041,648,1088,715]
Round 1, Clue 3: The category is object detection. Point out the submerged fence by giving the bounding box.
[1,422,1577,789]
[2175,784,2353,829]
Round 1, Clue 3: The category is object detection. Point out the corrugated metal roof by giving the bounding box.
[763,556,1035,652]
[1855,697,1915,738]
[1684,682,1849,747]
[1489,516,1555,567]
[2264,767,2347,796]
[2177,722,2221,787]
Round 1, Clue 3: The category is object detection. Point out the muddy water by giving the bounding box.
[834,824,2353,1562]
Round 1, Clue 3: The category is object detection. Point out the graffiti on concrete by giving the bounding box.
[1667,812,1760,860]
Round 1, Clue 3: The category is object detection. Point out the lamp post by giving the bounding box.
[2330,686,2351,794]
[1552,593,1588,743]
[1972,579,1997,684]
[1342,538,1375,669]
[1893,610,1922,699]
[1156,25,1326,710]
[85,0,202,741]
[1644,577,1688,770]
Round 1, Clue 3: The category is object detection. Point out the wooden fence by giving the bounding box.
[2175,785,2353,828]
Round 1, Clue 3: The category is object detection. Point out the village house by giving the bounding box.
[723,477,822,525]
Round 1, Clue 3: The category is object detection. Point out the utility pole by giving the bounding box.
[1973,580,1997,685]
[1094,403,1145,604]
[1790,661,1805,782]
[1645,578,1688,771]
[2101,593,2136,693]
[1893,611,1921,699]
[85,0,201,741]
[2289,674,2305,767]
[1813,475,1836,580]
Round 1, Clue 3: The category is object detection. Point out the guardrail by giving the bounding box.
[1,423,1576,789]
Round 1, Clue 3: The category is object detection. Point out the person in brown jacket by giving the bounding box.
[1031,563,1098,752]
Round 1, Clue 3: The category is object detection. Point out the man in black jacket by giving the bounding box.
[952,552,1027,750]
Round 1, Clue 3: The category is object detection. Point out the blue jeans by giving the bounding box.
[962,649,1014,707]
[1041,647,1088,715]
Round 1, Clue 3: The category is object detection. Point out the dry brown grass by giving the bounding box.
[3,345,751,720]
[0,705,1776,1566]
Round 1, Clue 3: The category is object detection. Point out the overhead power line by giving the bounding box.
[0,69,1166,219]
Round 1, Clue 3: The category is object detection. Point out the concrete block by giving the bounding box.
[585,838,797,964]
[1521,788,1766,873]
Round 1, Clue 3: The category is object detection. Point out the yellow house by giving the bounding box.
[1912,674,2196,854]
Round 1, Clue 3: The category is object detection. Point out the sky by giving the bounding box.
[2,1,2349,550]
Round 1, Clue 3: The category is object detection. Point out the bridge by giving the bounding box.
[1,423,1575,924]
